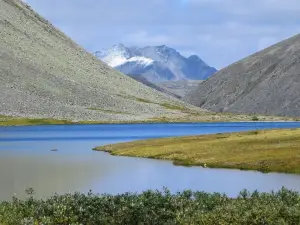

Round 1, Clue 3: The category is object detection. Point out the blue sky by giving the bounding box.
[23,0,300,69]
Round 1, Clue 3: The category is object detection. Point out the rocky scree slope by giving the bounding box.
[156,80,203,99]
[95,44,217,83]
[0,0,200,122]
[185,33,300,117]
[127,74,181,99]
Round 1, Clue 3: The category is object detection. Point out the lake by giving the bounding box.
[1,122,300,200]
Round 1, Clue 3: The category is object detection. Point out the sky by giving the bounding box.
[23,0,300,69]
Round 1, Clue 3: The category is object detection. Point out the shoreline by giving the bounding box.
[95,148,300,175]
[94,128,300,174]
[1,120,299,127]
[0,115,298,127]
[1,111,298,127]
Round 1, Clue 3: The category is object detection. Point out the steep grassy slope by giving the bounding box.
[0,0,200,122]
[185,34,300,117]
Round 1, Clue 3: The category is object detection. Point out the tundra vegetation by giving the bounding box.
[1,188,300,224]
[0,114,296,126]
[94,128,300,174]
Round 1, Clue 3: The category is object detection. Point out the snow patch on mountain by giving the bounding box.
[95,44,153,68]
[102,55,154,68]
[128,57,154,66]
[94,44,217,82]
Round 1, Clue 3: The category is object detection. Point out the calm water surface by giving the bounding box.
[1,122,300,200]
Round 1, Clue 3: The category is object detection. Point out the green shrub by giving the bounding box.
[252,116,259,121]
[1,188,300,225]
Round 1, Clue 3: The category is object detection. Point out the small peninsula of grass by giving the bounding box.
[94,128,300,174]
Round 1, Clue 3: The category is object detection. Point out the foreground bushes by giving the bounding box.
[1,188,300,224]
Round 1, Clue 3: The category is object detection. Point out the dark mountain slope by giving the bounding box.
[127,74,181,99]
[156,80,203,99]
[185,34,300,117]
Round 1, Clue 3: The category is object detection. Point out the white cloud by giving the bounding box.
[188,0,300,14]
[122,31,172,46]
[24,0,300,68]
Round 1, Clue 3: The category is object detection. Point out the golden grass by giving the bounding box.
[0,112,297,126]
[94,128,300,174]
[0,115,74,126]
[0,115,129,126]
[148,112,296,123]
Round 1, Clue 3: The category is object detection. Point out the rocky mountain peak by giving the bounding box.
[95,44,217,82]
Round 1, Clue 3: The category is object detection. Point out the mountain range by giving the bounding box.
[95,44,217,83]
[185,33,300,117]
[1,0,298,123]
[0,0,201,122]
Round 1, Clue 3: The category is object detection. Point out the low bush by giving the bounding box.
[1,188,300,225]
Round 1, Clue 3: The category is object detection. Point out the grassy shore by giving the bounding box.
[94,128,300,174]
[0,113,297,126]
[0,115,75,126]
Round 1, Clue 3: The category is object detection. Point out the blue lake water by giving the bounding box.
[1,122,300,200]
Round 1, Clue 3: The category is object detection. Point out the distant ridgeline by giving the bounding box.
[94,44,217,83]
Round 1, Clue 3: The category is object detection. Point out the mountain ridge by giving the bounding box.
[185,33,300,117]
[156,80,204,99]
[95,44,217,82]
